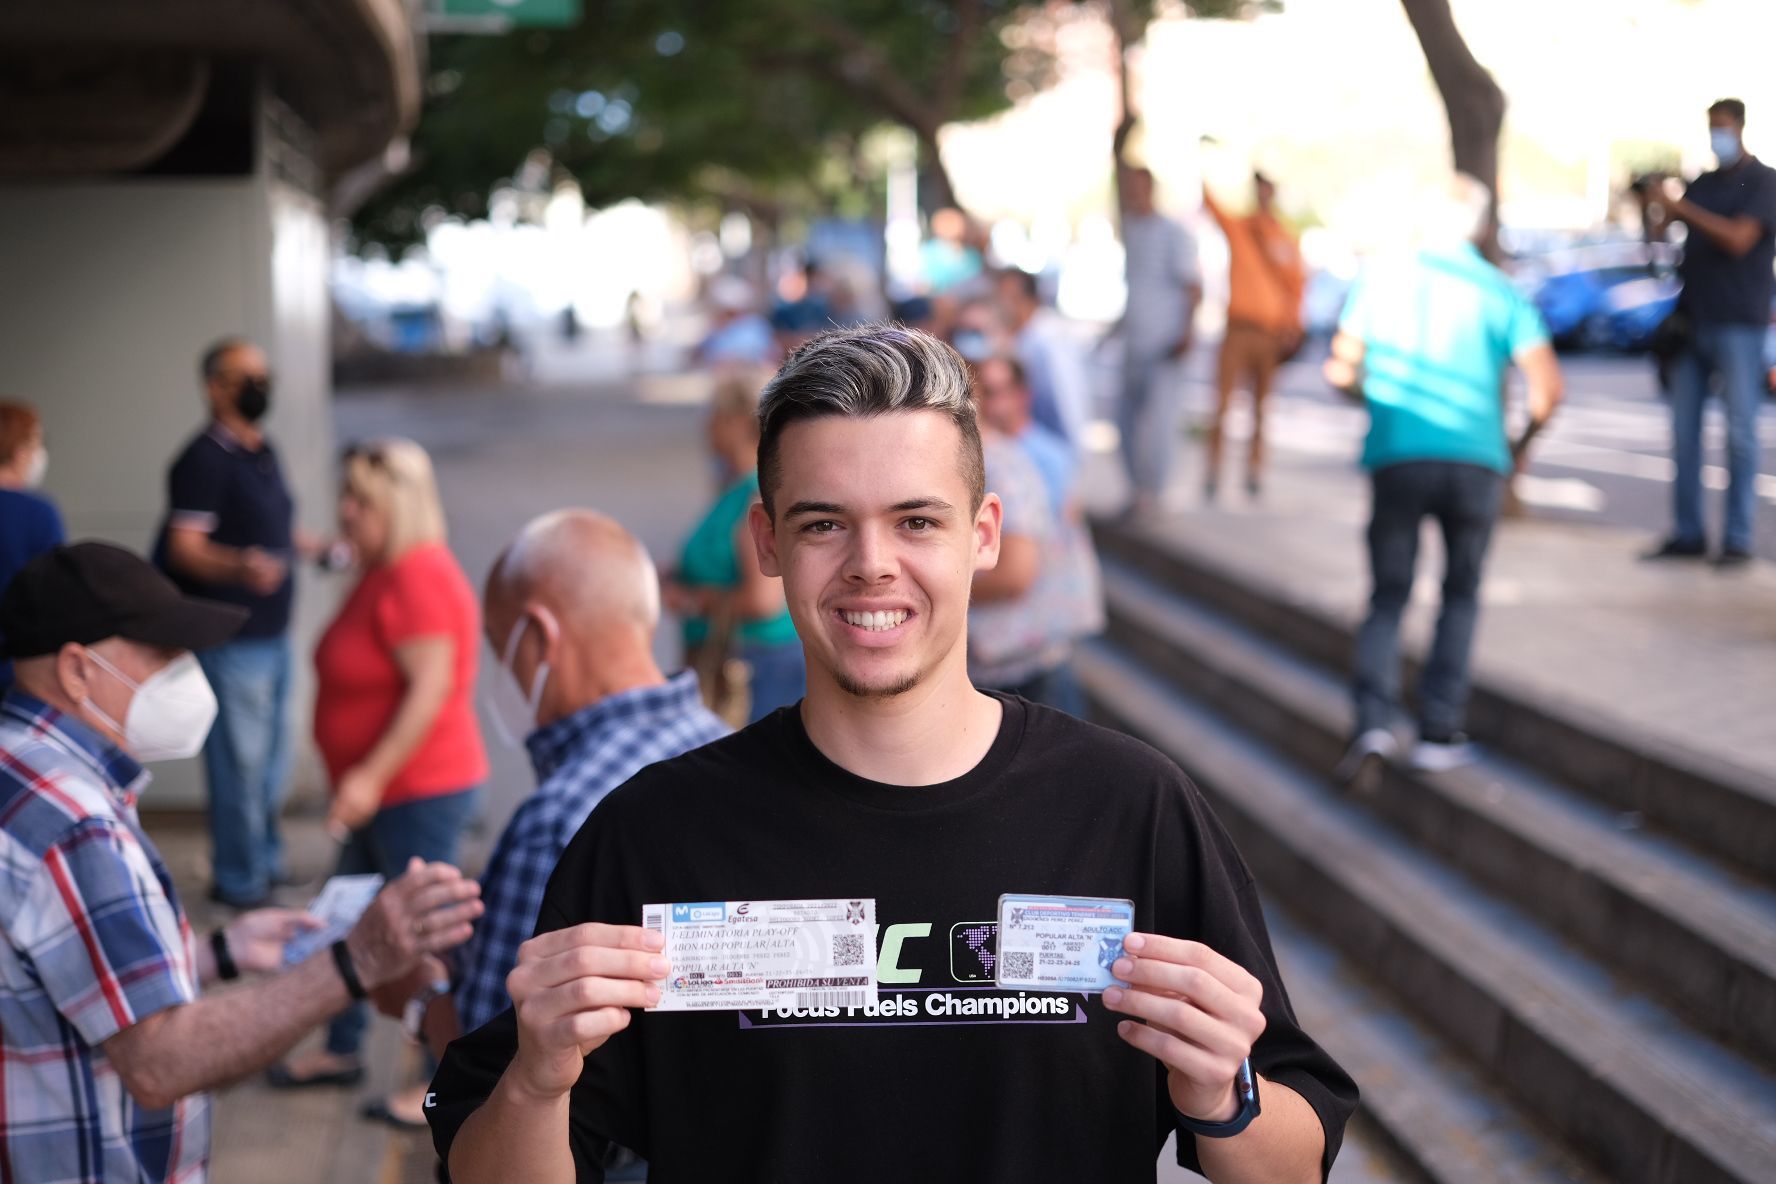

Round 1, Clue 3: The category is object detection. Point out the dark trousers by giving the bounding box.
[1353,461,1504,740]
[324,787,480,1056]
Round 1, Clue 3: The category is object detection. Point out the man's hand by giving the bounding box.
[225,909,324,976]
[239,547,288,596]
[345,858,482,990]
[370,954,449,1020]
[1104,933,1267,1122]
[505,924,667,1102]
[326,765,384,840]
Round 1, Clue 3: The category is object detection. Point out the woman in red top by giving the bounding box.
[271,437,487,1091]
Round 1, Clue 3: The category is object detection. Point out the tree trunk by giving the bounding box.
[1401,0,1507,261]
[916,126,963,214]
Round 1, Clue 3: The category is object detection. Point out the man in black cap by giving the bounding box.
[0,542,485,1183]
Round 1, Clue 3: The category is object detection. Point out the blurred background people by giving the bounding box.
[1202,172,1305,500]
[0,400,64,692]
[1326,174,1563,779]
[770,259,834,354]
[272,437,488,1088]
[369,509,727,1154]
[666,372,804,724]
[0,541,482,1183]
[996,268,1092,454]
[696,275,779,368]
[968,354,1104,714]
[920,207,984,295]
[1638,98,1776,568]
[1114,166,1202,516]
[155,338,298,910]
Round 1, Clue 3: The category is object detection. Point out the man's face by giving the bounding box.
[207,345,269,415]
[975,359,1029,436]
[1709,109,1744,148]
[752,411,999,701]
[67,638,176,743]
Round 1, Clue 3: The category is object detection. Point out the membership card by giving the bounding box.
[995,894,1134,992]
[642,898,877,1012]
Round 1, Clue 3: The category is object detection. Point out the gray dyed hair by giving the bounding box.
[756,324,985,516]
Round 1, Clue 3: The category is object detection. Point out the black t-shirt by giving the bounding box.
[153,426,294,638]
[1677,157,1776,325]
[427,695,1357,1182]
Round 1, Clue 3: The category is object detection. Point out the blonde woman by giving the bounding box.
[270,438,486,1091]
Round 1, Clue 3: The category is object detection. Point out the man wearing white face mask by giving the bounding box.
[0,542,486,1182]
[360,510,726,1136]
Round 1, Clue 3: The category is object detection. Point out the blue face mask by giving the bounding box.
[1711,128,1743,166]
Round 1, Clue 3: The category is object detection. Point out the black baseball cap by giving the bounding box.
[0,542,248,659]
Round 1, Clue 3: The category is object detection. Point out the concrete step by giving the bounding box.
[1091,519,1776,885]
[1265,904,1601,1183]
[1077,642,1776,1184]
[1099,558,1776,1069]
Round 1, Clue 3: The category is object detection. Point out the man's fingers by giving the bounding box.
[1121,934,1262,1002]
[519,944,668,993]
[530,976,660,1023]
[518,923,665,964]
[1116,1019,1234,1087]
[1102,985,1254,1060]
[419,921,477,954]
[407,878,482,916]
[416,899,484,936]
[1112,955,1250,1022]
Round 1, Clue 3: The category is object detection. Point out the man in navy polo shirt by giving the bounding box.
[1639,98,1776,568]
[155,337,299,908]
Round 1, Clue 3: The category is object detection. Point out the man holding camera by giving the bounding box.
[1639,98,1776,568]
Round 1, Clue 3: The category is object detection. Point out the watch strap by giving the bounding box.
[209,927,240,982]
[1174,1058,1261,1139]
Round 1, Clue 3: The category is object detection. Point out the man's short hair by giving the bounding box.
[1710,98,1747,125]
[756,325,985,517]
[200,337,251,383]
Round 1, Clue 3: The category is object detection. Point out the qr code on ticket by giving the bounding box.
[832,932,867,967]
[1002,951,1035,979]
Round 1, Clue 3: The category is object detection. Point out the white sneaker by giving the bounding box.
[1409,735,1476,772]
[1333,728,1398,783]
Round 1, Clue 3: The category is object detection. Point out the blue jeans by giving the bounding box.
[739,640,805,724]
[1669,322,1765,552]
[197,637,292,904]
[324,787,481,1057]
[1353,462,1504,740]
[1120,350,1185,500]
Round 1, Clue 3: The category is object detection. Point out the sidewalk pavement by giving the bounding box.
[1075,364,1776,787]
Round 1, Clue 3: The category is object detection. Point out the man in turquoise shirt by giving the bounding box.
[1324,174,1564,776]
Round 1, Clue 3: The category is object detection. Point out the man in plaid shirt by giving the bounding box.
[377,511,727,1141]
[0,543,484,1182]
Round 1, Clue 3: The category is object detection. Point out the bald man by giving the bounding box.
[369,511,728,1132]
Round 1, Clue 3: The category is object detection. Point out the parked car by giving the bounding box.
[1602,274,1682,352]
[1531,243,1679,350]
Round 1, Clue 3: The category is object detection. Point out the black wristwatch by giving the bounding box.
[209,927,240,982]
[1174,1058,1261,1139]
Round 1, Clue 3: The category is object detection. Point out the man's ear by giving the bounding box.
[56,642,93,705]
[748,502,781,578]
[972,493,1004,574]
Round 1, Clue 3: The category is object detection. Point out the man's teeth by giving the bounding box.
[842,609,909,631]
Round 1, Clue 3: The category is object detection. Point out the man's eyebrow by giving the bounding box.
[889,498,955,514]
[784,500,846,517]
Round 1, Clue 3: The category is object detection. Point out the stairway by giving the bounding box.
[1080,518,1776,1184]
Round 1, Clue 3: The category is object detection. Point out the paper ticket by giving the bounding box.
[642,898,877,1012]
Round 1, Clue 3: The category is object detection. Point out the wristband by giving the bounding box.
[1174,1058,1261,1140]
[330,939,368,1001]
[209,928,240,982]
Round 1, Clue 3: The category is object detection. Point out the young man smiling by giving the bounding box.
[428,326,1356,1183]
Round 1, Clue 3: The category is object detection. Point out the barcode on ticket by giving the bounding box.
[795,990,869,1010]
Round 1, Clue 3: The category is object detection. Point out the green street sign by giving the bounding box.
[431,0,581,31]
